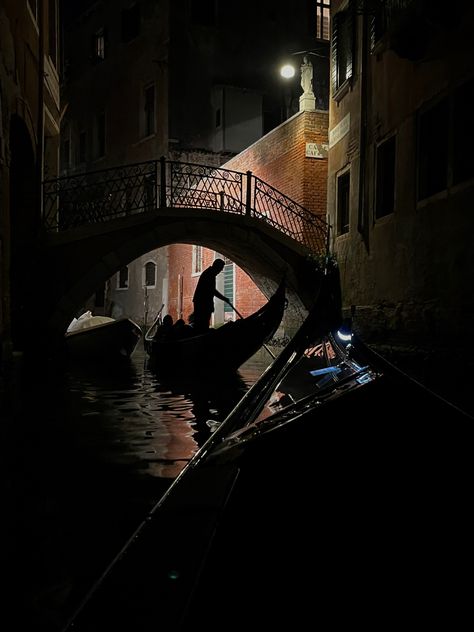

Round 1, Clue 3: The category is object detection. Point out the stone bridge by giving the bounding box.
[39,159,332,340]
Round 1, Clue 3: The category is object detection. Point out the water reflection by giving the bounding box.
[3,345,269,631]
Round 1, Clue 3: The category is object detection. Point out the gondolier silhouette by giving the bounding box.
[192,258,231,333]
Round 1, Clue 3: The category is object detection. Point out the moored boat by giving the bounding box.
[65,312,142,361]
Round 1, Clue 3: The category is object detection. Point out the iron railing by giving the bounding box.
[42,158,329,255]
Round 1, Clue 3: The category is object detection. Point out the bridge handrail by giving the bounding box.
[42,158,329,255]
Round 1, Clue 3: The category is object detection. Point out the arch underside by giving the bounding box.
[40,209,324,336]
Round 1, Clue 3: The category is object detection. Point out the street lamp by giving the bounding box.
[280,63,296,79]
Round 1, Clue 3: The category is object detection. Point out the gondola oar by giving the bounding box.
[227,300,276,360]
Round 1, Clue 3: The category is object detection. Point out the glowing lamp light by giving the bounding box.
[280,64,295,79]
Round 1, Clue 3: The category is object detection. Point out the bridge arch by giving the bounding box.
[40,209,325,338]
[39,160,331,343]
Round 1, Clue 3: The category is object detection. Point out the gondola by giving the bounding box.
[65,312,142,361]
[144,279,286,376]
[60,270,472,630]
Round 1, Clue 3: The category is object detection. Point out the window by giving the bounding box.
[121,3,140,42]
[144,261,156,288]
[337,170,350,235]
[417,78,474,201]
[144,84,155,137]
[316,1,331,41]
[453,79,474,185]
[331,2,354,97]
[93,28,106,61]
[223,261,235,318]
[96,111,106,158]
[192,245,203,275]
[79,130,86,163]
[369,2,387,52]
[118,266,129,289]
[417,98,448,200]
[375,136,396,218]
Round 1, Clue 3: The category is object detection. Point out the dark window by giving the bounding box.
[96,112,106,158]
[79,131,86,163]
[145,262,156,287]
[215,108,221,128]
[453,78,474,185]
[144,84,155,136]
[119,267,129,289]
[316,1,331,41]
[93,28,106,61]
[417,98,449,200]
[331,2,354,96]
[121,3,140,43]
[375,136,396,218]
[337,171,350,235]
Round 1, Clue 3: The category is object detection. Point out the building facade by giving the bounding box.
[60,0,330,330]
[0,0,61,360]
[327,0,474,352]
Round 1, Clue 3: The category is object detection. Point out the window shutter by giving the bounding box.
[331,12,339,94]
[346,0,354,82]
[369,15,376,52]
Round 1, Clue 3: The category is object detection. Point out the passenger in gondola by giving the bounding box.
[170,318,193,339]
[192,258,231,333]
[153,314,173,340]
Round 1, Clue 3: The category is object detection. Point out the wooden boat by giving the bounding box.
[61,269,471,629]
[65,312,142,361]
[144,280,286,375]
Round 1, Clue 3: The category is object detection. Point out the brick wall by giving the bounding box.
[167,109,328,326]
[223,110,328,217]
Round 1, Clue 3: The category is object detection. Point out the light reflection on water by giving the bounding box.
[4,344,271,631]
[65,346,265,480]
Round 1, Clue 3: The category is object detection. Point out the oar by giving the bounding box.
[227,301,276,360]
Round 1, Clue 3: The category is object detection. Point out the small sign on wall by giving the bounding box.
[305,142,328,159]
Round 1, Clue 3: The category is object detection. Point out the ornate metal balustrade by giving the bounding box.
[42,158,329,255]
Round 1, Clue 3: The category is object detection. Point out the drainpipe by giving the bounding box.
[357,6,369,253]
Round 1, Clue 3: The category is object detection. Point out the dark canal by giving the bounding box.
[2,344,270,632]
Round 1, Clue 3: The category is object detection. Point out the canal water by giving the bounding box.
[2,345,271,632]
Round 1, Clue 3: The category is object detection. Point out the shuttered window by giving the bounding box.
[223,263,234,316]
[337,170,351,235]
[331,2,355,98]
